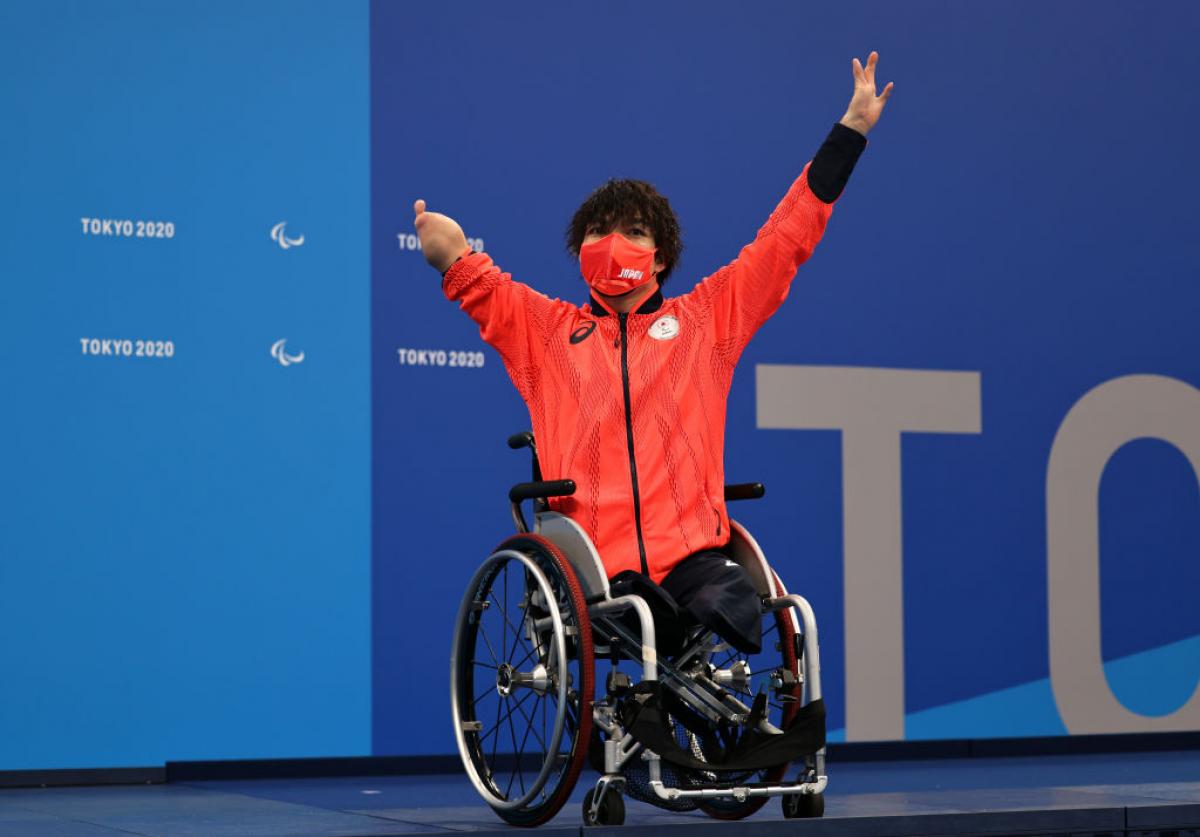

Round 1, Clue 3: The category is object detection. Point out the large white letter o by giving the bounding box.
[1047,374,1200,733]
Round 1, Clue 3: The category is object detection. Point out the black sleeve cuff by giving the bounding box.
[807,122,868,204]
[441,248,476,278]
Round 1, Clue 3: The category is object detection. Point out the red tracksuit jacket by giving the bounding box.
[444,162,835,583]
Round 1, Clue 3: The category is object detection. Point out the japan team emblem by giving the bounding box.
[648,314,680,341]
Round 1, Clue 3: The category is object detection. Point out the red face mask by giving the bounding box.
[579,233,658,297]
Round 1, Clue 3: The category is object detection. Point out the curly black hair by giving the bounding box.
[565,178,683,285]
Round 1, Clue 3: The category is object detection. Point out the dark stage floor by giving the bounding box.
[4,750,1200,836]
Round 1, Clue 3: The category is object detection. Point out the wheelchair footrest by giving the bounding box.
[619,682,826,773]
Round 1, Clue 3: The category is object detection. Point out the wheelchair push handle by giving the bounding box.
[509,479,576,504]
[508,430,545,482]
[724,482,765,501]
[507,431,535,450]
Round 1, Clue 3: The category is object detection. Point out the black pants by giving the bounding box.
[610,551,762,656]
[662,551,762,655]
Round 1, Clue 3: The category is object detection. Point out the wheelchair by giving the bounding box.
[450,433,827,827]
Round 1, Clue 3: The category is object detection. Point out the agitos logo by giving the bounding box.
[270,222,305,250]
[271,339,305,366]
[569,321,597,345]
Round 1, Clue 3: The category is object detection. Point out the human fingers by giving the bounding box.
[866,51,878,84]
[852,57,864,83]
[880,81,894,102]
[413,199,426,218]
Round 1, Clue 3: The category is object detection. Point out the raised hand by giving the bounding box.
[413,198,470,273]
[839,51,894,136]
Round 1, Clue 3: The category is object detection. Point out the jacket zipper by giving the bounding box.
[618,313,650,576]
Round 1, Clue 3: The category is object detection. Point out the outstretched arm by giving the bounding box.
[692,52,893,358]
[412,199,564,399]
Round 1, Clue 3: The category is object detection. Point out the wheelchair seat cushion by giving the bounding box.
[608,570,694,657]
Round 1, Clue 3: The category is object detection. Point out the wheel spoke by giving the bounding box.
[491,590,528,658]
[514,700,538,790]
[563,695,579,737]
[478,622,502,667]
[505,693,522,798]
[479,689,536,745]
[502,562,510,660]
[514,637,540,668]
[510,688,548,753]
[473,683,496,708]
[713,640,738,668]
[489,686,503,780]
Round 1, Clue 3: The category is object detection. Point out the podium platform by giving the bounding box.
[4,749,1200,836]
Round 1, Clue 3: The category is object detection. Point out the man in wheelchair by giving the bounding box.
[417,53,892,826]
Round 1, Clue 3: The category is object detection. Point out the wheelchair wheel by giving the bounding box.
[697,573,801,820]
[450,534,594,827]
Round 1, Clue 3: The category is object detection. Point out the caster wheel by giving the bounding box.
[583,787,626,826]
[782,791,824,819]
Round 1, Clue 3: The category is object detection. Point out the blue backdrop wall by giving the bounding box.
[0,2,371,769]
[3,0,1200,770]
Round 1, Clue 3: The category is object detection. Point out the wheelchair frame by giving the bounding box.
[449,434,827,826]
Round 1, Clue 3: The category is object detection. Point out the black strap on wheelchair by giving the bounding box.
[618,682,825,773]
